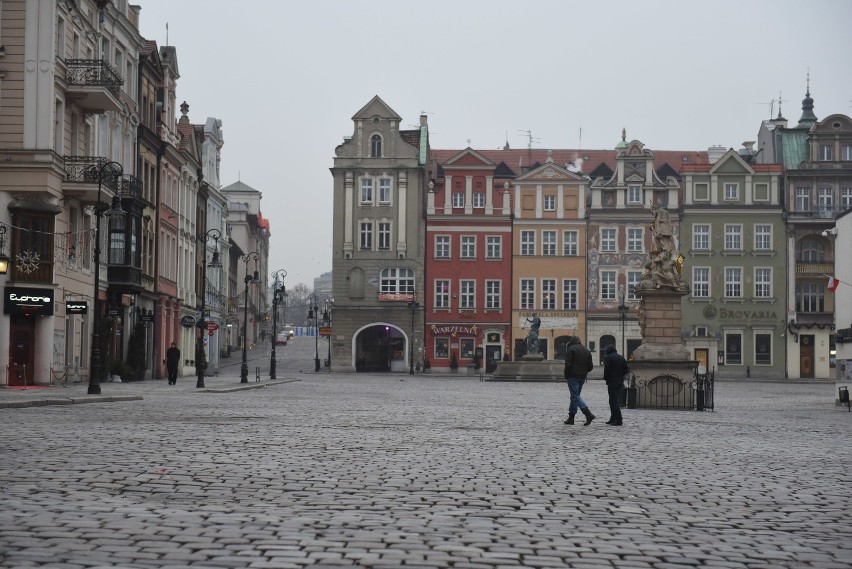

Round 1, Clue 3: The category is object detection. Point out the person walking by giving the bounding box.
[166,341,181,385]
[563,336,595,425]
[602,344,630,426]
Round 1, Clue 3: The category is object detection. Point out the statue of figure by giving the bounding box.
[650,203,675,254]
[638,205,688,292]
[525,315,541,355]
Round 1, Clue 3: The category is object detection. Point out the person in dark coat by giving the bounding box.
[166,341,180,385]
[563,336,595,425]
[603,344,630,426]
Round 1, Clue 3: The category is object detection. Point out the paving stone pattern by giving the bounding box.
[0,342,850,568]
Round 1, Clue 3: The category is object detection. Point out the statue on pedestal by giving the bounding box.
[637,204,689,293]
[525,314,541,355]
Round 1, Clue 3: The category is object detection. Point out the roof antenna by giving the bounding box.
[777,90,787,118]
[166,22,169,46]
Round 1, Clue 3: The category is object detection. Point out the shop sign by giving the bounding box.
[65,301,88,314]
[4,287,54,316]
[319,326,332,337]
[430,324,479,336]
[180,315,197,328]
[378,293,415,302]
[140,312,155,323]
[205,321,220,332]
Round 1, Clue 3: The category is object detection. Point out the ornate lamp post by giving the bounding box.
[270,269,287,379]
[408,300,419,375]
[88,161,125,395]
[617,284,628,356]
[322,298,333,370]
[195,229,222,388]
[240,252,260,383]
[307,293,320,372]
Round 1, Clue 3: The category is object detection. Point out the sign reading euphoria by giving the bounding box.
[65,301,88,314]
[4,287,55,316]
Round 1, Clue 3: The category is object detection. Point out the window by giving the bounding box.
[360,179,373,204]
[435,235,450,259]
[452,192,464,208]
[460,236,476,259]
[600,228,616,252]
[600,270,616,301]
[370,134,381,157]
[562,279,578,310]
[818,188,833,213]
[755,333,772,365]
[627,228,643,252]
[563,231,578,256]
[542,279,556,310]
[724,183,738,200]
[725,267,742,298]
[11,212,55,283]
[820,144,833,161]
[754,225,772,251]
[693,224,710,251]
[521,231,535,256]
[460,338,474,359]
[435,280,450,308]
[520,279,535,309]
[380,268,414,294]
[800,239,825,262]
[56,16,65,58]
[627,271,642,301]
[486,236,501,259]
[693,267,710,298]
[543,195,556,211]
[377,222,391,249]
[542,231,557,256]
[694,183,709,201]
[434,338,449,359]
[359,222,372,249]
[109,224,125,264]
[485,280,501,309]
[842,145,852,161]
[796,283,825,312]
[473,192,485,208]
[795,187,811,211]
[754,268,772,298]
[460,280,475,309]
[725,333,742,365]
[842,188,852,209]
[378,178,392,203]
[724,224,742,251]
[627,184,641,204]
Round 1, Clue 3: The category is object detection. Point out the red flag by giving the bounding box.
[828,276,840,292]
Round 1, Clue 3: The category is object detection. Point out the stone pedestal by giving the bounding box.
[489,359,563,382]
[631,286,697,408]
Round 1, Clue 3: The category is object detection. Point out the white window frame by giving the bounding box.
[754,267,772,299]
[725,267,742,298]
[818,187,833,212]
[380,268,415,295]
[543,195,556,211]
[520,279,535,309]
[459,280,475,309]
[820,144,833,161]
[754,224,772,251]
[452,192,464,208]
[521,231,535,256]
[435,235,450,259]
[693,224,710,251]
[627,228,643,253]
[842,145,852,161]
[541,279,556,310]
[360,178,373,204]
[541,230,557,256]
[378,178,392,204]
[485,280,501,309]
[434,279,450,309]
[359,221,373,250]
[692,267,710,298]
[600,228,616,253]
[724,224,742,251]
[724,183,739,201]
[473,192,485,208]
[842,187,852,209]
[795,187,811,211]
[627,184,642,204]
[562,279,578,310]
[486,236,501,259]
[460,235,476,259]
[600,270,616,301]
[377,221,391,250]
[563,230,578,256]
[627,271,642,301]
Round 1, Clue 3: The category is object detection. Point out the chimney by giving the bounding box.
[707,145,726,164]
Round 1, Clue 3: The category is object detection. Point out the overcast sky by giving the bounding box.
[137,0,852,289]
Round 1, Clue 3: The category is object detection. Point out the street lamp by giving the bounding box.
[617,284,628,357]
[88,160,125,395]
[0,225,9,275]
[195,228,222,388]
[307,293,320,372]
[322,298,333,371]
[270,269,287,379]
[408,300,419,375]
[240,252,260,383]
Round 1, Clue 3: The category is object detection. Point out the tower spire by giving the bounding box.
[797,70,818,128]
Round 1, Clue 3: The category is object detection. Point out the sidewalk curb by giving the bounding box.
[0,395,143,409]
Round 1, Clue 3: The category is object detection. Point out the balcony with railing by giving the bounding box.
[64,59,123,113]
[795,261,834,275]
[63,156,126,202]
[788,205,849,220]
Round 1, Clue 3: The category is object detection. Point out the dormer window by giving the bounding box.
[370,134,382,158]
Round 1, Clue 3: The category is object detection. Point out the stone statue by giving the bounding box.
[525,315,541,355]
[637,204,689,292]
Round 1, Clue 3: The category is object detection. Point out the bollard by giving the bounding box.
[255,367,260,382]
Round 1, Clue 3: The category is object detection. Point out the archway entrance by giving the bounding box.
[355,324,404,372]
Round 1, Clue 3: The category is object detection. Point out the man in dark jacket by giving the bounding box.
[603,344,630,426]
[166,342,180,385]
[563,336,595,425]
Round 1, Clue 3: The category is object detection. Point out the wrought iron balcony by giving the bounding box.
[64,59,123,113]
[118,174,142,199]
[788,205,849,219]
[64,156,121,191]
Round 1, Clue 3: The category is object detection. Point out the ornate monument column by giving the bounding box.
[630,205,697,408]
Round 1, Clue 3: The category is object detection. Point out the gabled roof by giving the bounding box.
[222,180,261,194]
[352,95,401,121]
[442,147,497,169]
[513,155,588,183]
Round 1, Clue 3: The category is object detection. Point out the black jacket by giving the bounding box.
[564,338,593,379]
[166,347,181,369]
[603,351,630,386]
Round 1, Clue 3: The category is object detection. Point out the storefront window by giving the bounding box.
[434,337,449,359]
[755,333,771,365]
[460,338,474,359]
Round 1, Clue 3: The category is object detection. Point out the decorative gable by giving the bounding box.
[442,148,496,169]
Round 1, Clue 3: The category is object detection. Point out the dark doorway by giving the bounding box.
[599,334,616,364]
[355,325,399,372]
[485,345,501,373]
[800,335,815,378]
[9,316,36,386]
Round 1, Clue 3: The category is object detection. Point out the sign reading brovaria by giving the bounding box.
[4,287,54,316]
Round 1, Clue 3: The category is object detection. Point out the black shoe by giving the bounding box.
[605,419,614,424]
[563,413,575,425]
[608,420,623,426]
[581,408,595,426]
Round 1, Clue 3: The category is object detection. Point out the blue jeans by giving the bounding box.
[566,378,588,413]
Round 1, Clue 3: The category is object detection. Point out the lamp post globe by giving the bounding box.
[88,161,124,395]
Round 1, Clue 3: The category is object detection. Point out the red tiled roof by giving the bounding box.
[140,40,157,56]
[176,122,193,151]
[400,129,421,149]
[431,148,709,178]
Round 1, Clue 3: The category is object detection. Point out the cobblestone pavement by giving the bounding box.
[0,338,850,568]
